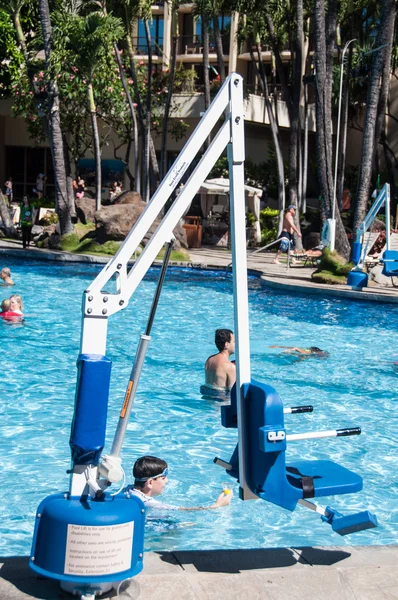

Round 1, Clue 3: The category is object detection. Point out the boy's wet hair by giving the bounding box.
[309,347,322,353]
[1,268,11,277]
[1,298,11,311]
[215,329,233,352]
[133,455,167,489]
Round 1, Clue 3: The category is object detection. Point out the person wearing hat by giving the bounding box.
[273,204,302,264]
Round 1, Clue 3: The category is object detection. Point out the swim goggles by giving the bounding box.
[134,467,168,482]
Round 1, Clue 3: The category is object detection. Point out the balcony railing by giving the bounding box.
[133,37,164,55]
[178,34,230,55]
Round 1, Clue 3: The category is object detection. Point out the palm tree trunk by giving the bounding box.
[87,82,102,211]
[314,0,350,258]
[302,82,309,213]
[202,13,211,148]
[143,19,153,203]
[212,13,225,83]
[0,194,16,237]
[38,0,73,234]
[251,45,285,233]
[114,42,139,191]
[160,32,178,180]
[353,0,396,238]
[337,45,353,211]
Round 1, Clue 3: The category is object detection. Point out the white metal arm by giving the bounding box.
[73,73,254,501]
[355,184,390,268]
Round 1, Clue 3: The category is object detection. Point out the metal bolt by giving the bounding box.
[103,296,108,303]
[88,295,93,302]
[63,493,68,499]
[102,309,107,315]
[37,514,41,518]
[235,117,240,124]
[117,263,122,269]
[119,300,124,306]
[139,553,143,558]
[31,556,35,561]
[141,509,145,514]
[234,78,239,86]
[87,308,92,314]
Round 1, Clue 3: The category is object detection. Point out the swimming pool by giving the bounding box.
[0,259,397,556]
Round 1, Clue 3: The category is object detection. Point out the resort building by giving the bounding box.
[0,2,397,203]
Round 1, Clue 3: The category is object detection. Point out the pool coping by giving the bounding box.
[1,545,397,599]
[1,241,398,304]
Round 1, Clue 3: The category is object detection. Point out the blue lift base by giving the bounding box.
[30,492,145,585]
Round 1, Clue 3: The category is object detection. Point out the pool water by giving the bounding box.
[0,259,397,556]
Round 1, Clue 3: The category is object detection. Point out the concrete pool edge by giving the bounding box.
[1,242,398,304]
[1,545,397,599]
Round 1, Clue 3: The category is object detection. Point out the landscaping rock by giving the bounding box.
[369,264,392,287]
[116,191,142,205]
[48,234,62,250]
[76,197,97,224]
[95,201,188,249]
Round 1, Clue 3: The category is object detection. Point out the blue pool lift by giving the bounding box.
[348,183,398,288]
[30,74,377,599]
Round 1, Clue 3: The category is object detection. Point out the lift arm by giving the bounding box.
[70,74,254,500]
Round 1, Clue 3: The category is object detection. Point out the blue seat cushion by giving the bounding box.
[382,250,398,276]
[286,460,363,497]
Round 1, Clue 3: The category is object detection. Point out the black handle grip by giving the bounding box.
[336,427,361,437]
[290,405,314,414]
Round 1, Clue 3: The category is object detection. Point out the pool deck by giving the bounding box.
[1,239,398,304]
[0,240,397,598]
[1,545,397,599]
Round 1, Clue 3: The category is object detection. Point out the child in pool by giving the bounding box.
[125,455,232,511]
[0,297,23,320]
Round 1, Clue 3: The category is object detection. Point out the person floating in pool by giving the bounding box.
[201,328,236,399]
[270,345,329,358]
[0,267,14,286]
[125,455,232,511]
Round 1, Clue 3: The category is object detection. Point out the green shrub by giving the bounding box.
[60,233,81,252]
[311,248,353,284]
[260,207,279,247]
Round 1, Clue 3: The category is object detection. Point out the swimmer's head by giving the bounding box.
[215,329,235,353]
[1,298,11,312]
[133,455,168,490]
[1,267,11,279]
[9,294,23,311]
[309,347,322,353]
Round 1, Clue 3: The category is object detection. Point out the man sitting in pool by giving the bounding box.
[1,267,14,286]
[201,328,236,399]
[270,345,329,358]
[125,455,232,511]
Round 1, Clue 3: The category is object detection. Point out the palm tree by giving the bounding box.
[313,0,350,258]
[353,0,396,238]
[63,11,124,211]
[38,0,74,233]
[160,0,180,180]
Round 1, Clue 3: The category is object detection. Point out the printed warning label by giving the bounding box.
[64,521,134,576]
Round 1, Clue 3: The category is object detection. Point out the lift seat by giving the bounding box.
[286,459,363,498]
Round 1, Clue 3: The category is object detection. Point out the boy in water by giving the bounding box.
[125,455,232,511]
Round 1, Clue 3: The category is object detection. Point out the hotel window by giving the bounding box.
[135,17,164,54]
[5,146,54,200]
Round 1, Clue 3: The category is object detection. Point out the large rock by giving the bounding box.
[95,201,188,249]
[369,263,392,287]
[76,197,97,224]
[116,191,143,205]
